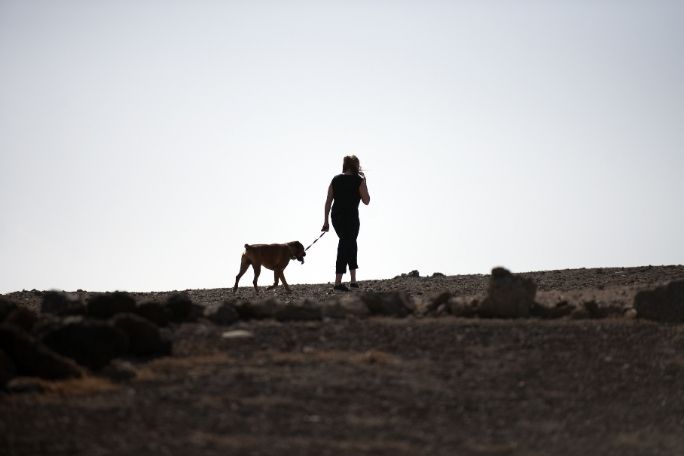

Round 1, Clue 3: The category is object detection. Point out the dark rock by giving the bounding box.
[112,313,171,357]
[431,272,446,278]
[634,280,684,322]
[478,267,536,318]
[0,324,83,379]
[166,293,194,322]
[40,318,130,370]
[87,292,137,319]
[100,360,137,383]
[235,298,278,320]
[207,301,240,326]
[449,297,480,317]
[0,297,18,321]
[322,295,369,319]
[134,301,170,327]
[407,270,420,278]
[361,292,414,318]
[6,377,47,394]
[0,349,16,387]
[425,291,453,314]
[2,307,39,332]
[274,303,323,322]
[41,291,86,316]
[530,301,575,319]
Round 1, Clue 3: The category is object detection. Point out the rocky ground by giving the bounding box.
[2,265,684,456]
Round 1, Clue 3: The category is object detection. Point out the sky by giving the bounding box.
[1,0,683,293]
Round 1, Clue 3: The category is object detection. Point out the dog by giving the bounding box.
[233,241,306,294]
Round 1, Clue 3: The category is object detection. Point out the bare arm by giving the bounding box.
[359,178,370,205]
[322,183,333,231]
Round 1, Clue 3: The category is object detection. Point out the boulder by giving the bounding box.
[425,291,453,314]
[87,292,136,319]
[478,268,536,318]
[112,313,171,357]
[361,292,414,318]
[235,298,279,320]
[0,297,18,321]
[448,297,480,317]
[322,295,369,319]
[166,293,195,323]
[0,349,16,387]
[40,318,130,370]
[530,301,575,319]
[207,301,240,326]
[274,302,323,322]
[41,291,86,316]
[134,301,170,327]
[0,324,83,379]
[634,280,684,322]
[3,307,39,332]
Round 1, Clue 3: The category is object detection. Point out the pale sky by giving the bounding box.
[1,0,682,293]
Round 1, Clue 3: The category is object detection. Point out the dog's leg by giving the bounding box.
[233,256,251,293]
[278,270,292,293]
[252,264,261,294]
[267,270,280,290]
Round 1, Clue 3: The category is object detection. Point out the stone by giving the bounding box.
[235,298,278,320]
[100,360,137,383]
[112,313,171,357]
[2,307,39,332]
[166,293,194,323]
[274,303,323,322]
[221,330,254,339]
[448,297,479,317]
[0,324,83,379]
[530,301,575,319]
[41,291,85,316]
[0,297,18,321]
[425,291,453,314]
[134,301,170,327]
[40,318,130,370]
[207,301,240,326]
[478,267,537,318]
[361,292,414,318]
[87,292,137,319]
[634,280,684,322]
[0,349,16,387]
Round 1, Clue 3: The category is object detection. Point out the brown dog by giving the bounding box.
[233,241,306,294]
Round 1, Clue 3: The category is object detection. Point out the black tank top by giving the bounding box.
[331,173,363,218]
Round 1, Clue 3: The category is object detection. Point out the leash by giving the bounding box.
[304,231,327,251]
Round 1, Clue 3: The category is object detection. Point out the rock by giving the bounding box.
[100,360,137,383]
[425,291,453,314]
[634,280,684,322]
[0,324,83,379]
[221,330,254,339]
[2,307,39,332]
[478,267,536,318]
[0,349,16,387]
[235,298,278,320]
[274,303,323,322]
[6,377,47,394]
[166,293,194,323]
[0,297,18,321]
[40,318,130,370]
[41,291,86,316]
[134,301,170,327]
[207,301,240,326]
[87,292,137,319]
[530,301,575,319]
[448,297,480,317]
[431,272,446,278]
[361,292,414,318]
[112,313,171,357]
[322,295,369,319]
[407,270,420,278]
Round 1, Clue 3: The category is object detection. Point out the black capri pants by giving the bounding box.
[331,212,360,274]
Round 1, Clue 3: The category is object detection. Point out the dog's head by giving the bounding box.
[287,241,306,264]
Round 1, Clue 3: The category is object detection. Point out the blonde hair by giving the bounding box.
[342,155,365,178]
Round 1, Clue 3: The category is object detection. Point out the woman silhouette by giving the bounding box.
[321,155,371,291]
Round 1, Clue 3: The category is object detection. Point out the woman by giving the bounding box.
[321,155,371,291]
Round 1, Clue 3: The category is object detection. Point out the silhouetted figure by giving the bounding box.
[321,155,371,291]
